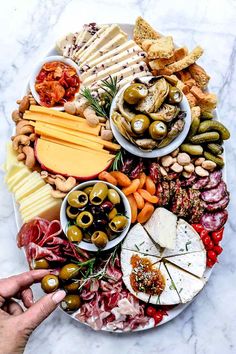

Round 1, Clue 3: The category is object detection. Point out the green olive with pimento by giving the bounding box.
[41,274,59,293]
[123,83,148,104]
[61,294,81,312]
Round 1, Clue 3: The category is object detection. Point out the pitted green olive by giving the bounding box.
[61,294,81,312]
[123,83,148,104]
[31,258,49,270]
[91,231,108,248]
[64,281,79,293]
[83,186,93,195]
[41,275,59,293]
[109,215,128,232]
[67,225,83,243]
[76,211,93,228]
[149,121,167,140]
[66,206,79,219]
[108,207,118,220]
[131,114,150,135]
[107,189,120,205]
[67,191,88,208]
[168,86,183,104]
[89,182,108,205]
[59,263,80,281]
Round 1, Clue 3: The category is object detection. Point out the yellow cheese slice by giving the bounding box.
[4,163,24,183]
[22,199,62,222]
[12,171,35,193]
[19,184,53,210]
[4,142,20,171]
[7,169,31,191]
[29,105,84,121]
[20,194,54,214]
[15,172,45,202]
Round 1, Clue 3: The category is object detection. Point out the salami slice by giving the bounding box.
[201,181,227,203]
[201,210,228,231]
[204,170,222,189]
[205,193,230,212]
[162,181,170,205]
[180,173,197,187]
[192,176,210,190]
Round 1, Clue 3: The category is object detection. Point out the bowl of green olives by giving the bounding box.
[60,180,131,252]
[110,76,191,158]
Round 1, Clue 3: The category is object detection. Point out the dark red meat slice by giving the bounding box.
[26,243,66,263]
[162,181,170,205]
[201,210,228,231]
[180,173,197,187]
[204,193,230,212]
[156,183,163,206]
[201,181,227,203]
[192,176,210,190]
[204,170,222,189]
[178,189,191,217]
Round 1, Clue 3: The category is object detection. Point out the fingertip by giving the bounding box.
[51,290,66,304]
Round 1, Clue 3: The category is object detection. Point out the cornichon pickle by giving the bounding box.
[201,111,214,119]
[190,132,220,144]
[207,143,224,156]
[180,144,203,156]
[186,116,200,141]
[198,121,230,140]
[204,151,224,168]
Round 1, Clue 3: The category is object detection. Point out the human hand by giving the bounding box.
[0,270,66,354]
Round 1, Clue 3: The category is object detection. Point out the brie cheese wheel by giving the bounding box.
[162,219,204,257]
[122,275,150,303]
[144,207,177,249]
[121,249,160,278]
[165,263,205,303]
[166,251,206,278]
[122,223,162,257]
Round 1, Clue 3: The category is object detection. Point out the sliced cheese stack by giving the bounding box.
[4,143,62,223]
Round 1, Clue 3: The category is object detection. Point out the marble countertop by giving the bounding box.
[0,0,236,353]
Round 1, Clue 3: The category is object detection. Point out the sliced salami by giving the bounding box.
[162,181,170,205]
[204,170,222,190]
[180,173,197,187]
[192,176,210,190]
[205,193,230,212]
[201,210,228,231]
[201,181,227,203]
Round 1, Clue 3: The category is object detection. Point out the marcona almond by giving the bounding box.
[171,148,179,157]
[161,155,173,167]
[177,152,191,166]
[194,157,205,166]
[182,171,192,178]
[195,166,209,177]
[171,162,183,173]
[202,160,217,170]
[184,163,195,173]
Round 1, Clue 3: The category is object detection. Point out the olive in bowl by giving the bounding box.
[60,180,131,252]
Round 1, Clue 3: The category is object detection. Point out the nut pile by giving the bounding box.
[40,171,77,198]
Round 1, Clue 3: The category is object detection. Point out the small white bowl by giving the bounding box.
[110,76,191,158]
[60,180,131,252]
[29,55,81,111]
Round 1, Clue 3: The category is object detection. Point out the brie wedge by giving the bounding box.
[121,249,160,278]
[166,251,206,278]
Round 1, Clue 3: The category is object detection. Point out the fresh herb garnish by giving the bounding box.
[135,244,140,251]
[111,150,124,171]
[169,280,177,291]
[81,88,107,117]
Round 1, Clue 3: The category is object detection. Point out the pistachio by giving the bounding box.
[171,162,183,173]
[161,155,173,167]
[195,166,209,177]
[177,152,191,166]
[202,160,217,170]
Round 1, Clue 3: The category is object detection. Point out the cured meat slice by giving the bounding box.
[204,170,222,189]
[161,181,170,205]
[180,174,197,187]
[205,193,230,212]
[201,181,227,203]
[192,176,210,190]
[201,210,228,231]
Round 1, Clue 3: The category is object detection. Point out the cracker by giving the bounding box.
[190,86,206,100]
[143,36,174,59]
[149,47,188,71]
[186,93,197,107]
[188,63,210,89]
[133,17,161,46]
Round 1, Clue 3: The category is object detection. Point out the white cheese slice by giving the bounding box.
[7,169,31,191]
[162,218,204,257]
[122,223,162,257]
[22,199,61,222]
[165,263,205,303]
[149,262,180,305]
[117,71,152,89]
[4,163,24,183]
[19,184,52,210]
[15,172,45,202]
[165,251,206,278]
[4,142,22,172]
[144,207,177,249]
[121,249,160,278]
[20,194,54,214]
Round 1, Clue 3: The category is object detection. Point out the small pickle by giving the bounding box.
[123,83,148,104]
[76,211,93,228]
[149,121,167,140]
[131,115,150,135]
[64,281,80,293]
[186,116,200,141]
[109,215,128,232]
[107,189,120,205]
[168,86,183,104]
[204,151,224,168]
[198,120,230,140]
[61,294,81,312]
[59,263,80,281]
[67,225,83,243]
[108,207,118,220]
[66,206,79,219]
[89,182,108,205]
[31,258,49,270]
[180,144,203,156]
[41,275,59,293]
[91,231,108,248]
[68,191,88,208]
[207,143,224,156]
[190,132,220,144]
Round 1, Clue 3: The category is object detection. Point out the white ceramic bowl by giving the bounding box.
[110,76,191,158]
[29,55,81,111]
[60,180,132,252]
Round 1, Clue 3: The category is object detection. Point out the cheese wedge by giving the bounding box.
[121,249,160,278]
[166,251,206,278]
[19,184,53,210]
[4,142,21,171]
[144,208,177,249]
[20,194,54,214]
[7,169,31,191]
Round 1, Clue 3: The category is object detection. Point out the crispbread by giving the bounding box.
[143,36,174,59]
[188,63,210,89]
[149,47,188,71]
[133,16,161,46]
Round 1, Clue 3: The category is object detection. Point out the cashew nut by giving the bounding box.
[29,133,36,142]
[161,155,173,167]
[12,135,30,151]
[17,153,26,161]
[101,129,113,141]
[54,176,76,193]
[22,146,36,168]
[202,160,217,171]
[177,152,191,166]
[41,171,49,179]
[171,162,183,173]
[19,96,30,113]
[194,157,205,166]
[64,101,77,115]
[54,174,66,181]
[51,189,67,199]
[16,120,31,134]
[17,125,34,135]
[195,166,209,177]
[12,110,22,123]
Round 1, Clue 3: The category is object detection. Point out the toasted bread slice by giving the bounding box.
[134,16,161,46]
[188,63,210,89]
[143,36,174,59]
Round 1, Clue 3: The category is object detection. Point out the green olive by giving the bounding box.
[89,182,108,205]
[168,86,183,104]
[76,211,93,228]
[67,225,83,243]
[31,258,49,270]
[66,206,79,219]
[67,191,88,208]
[108,207,118,220]
[61,294,81,312]
[123,83,148,104]
[83,186,93,195]
[131,114,150,135]
[107,189,120,205]
[41,275,59,293]
[59,263,80,281]
[64,281,79,293]
[91,231,108,248]
[149,121,167,140]
[109,215,128,233]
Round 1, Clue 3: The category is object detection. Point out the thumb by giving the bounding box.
[21,290,66,330]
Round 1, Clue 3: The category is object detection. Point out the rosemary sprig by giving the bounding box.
[81,88,107,118]
[101,76,119,99]
[111,150,124,171]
